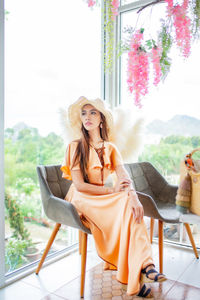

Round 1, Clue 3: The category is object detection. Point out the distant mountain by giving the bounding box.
[146,115,200,136]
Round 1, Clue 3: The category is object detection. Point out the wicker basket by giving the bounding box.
[185,148,200,216]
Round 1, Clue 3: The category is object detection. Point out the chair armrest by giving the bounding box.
[137,191,164,220]
[47,195,91,234]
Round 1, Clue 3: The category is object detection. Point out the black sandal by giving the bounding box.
[141,265,167,283]
[137,284,153,298]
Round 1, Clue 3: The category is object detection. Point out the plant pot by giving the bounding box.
[24,246,40,262]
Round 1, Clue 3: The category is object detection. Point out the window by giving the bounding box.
[3,0,101,283]
[118,1,200,248]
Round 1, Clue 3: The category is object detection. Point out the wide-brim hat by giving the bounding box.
[68,96,114,140]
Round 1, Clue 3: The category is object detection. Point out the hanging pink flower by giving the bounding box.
[165,0,173,16]
[111,0,119,20]
[151,46,162,86]
[87,0,96,7]
[127,30,149,108]
[165,0,191,57]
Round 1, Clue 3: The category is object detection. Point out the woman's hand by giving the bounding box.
[113,178,131,193]
[129,191,144,224]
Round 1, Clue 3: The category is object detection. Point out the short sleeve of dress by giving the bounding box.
[60,142,80,180]
[110,143,123,170]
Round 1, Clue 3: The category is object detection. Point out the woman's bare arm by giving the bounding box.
[71,169,114,195]
[115,164,144,223]
[115,164,135,191]
[71,168,129,195]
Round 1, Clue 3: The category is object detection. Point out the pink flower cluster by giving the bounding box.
[166,0,191,57]
[87,0,96,7]
[127,30,149,108]
[151,46,162,86]
[111,0,120,20]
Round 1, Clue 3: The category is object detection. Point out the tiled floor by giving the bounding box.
[0,236,200,300]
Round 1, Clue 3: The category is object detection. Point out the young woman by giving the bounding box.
[61,96,166,298]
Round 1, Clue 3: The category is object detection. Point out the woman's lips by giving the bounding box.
[85,122,92,126]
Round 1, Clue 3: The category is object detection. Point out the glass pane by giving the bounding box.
[5,0,101,274]
[120,5,200,248]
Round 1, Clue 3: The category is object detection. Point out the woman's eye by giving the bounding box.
[91,111,96,115]
[81,112,86,116]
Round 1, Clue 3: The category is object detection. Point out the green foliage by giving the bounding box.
[104,0,115,72]
[191,0,200,38]
[19,191,42,219]
[5,126,65,188]
[5,238,29,272]
[5,124,65,223]
[158,22,173,80]
[16,178,36,195]
[139,135,199,176]
[5,192,32,242]
[161,135,200,148]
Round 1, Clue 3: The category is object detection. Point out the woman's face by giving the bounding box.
[80,104,102,131]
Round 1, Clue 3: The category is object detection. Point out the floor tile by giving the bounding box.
[163,280,200,300]
[177,258,200,288]
[0,280,48,300]
[152,243,195,281]
[41,294,67,300]
[22,237,101,293]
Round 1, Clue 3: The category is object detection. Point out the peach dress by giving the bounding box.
[61,140,154,295]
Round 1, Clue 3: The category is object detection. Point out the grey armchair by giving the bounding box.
[124,162,199,273]
[35,165,91,298]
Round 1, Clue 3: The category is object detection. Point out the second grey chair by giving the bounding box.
[124,161,199,273]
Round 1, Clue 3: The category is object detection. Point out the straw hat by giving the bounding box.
[67,96,114,140]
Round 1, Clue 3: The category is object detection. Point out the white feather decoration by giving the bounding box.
[112,106,145,163]
[58,107,76,143]
[58,106,145,162]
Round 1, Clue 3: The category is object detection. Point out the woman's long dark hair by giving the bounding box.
[71,113,108,183]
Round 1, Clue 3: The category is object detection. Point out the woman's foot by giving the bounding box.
[122,283,153,298]
[141,264,167,283]
[137,283,153,298]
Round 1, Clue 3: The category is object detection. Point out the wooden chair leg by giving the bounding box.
[79,230,82,255]
[158,220,163,274]
[80,232,88,298]
[184,223,199,259]
[150,218,155,244]
[36,223,61,274]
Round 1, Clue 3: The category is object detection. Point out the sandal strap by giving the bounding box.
[141,264,155,274]
[137,284,146,297]
[155,273,163,281]
[146,268,164,281]
[143,287,152,298]
[146,269,158,276]
[137,284,151,298]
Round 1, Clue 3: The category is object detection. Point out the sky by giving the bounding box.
[5,0,200,136]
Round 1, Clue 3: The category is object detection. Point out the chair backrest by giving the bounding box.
[37,165,72,212]
[124,162,169,204]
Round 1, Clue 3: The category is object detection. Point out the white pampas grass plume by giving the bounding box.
[58,107,75,143]
[112,107,145,163]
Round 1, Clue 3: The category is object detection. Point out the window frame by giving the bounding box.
[0,0,5,289]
